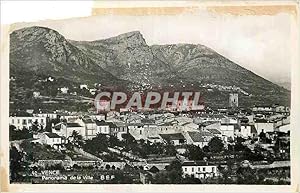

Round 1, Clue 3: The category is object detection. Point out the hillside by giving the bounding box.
[10,27,290,107]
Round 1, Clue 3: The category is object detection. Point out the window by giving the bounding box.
[140,130,142,135]
[192,167,194,172]
[41,119,44,123]
[184,168,187,172]
[198,167,200,172]
[17,119,20,124]
[203,167,206,172]
[22,119,27,125]
[12,119,14,124]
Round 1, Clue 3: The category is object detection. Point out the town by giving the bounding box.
[9,84,291,184]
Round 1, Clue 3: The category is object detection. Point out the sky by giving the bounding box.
[2,1,295,86]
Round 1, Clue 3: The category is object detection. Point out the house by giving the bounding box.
[254,119,275,134]
[159,133,186,146]
[33,91,41,98]
[110,122,128,140]
[128,123,159,141]
[206,128,222,137]
[59,87,69,94]
[239,123,257,138]
[90,114,106,121]
[147,136,163,144]
[182,161,218,179]
[198,121,221,131]
[44,133,62,147]
[220,123,237,138]
[35,132,63,149]
[181,122,199,130]
[34,113,58,120]
[95,120,110,135]
[80,84,88,89]
[185,131,213,148]
[81,118,97,139]
[9,116,46,130]
[52,122,85,138]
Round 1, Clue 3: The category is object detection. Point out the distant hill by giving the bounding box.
[10,26,290,107]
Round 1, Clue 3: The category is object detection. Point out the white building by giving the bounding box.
[59,87,69,94]
[182,161,218,179]
[9,116,46,130]
[220,123,236,138]
[34,113,58,119]
[80,84,88,89]
[41,133,62,146]
[239,124,257,138]
[52,122,85,138]
[33,91,41,98]
[95,120,110,135]
[254,120,275,134]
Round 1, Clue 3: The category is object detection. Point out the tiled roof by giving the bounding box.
[187,131,212,142]
[95,120,110,126]
[159,133,185,141]
[182,161,216,166]
[207,128,221,135]
[82,118,95,124]
[66,122,82,127]
[45,132,61,138]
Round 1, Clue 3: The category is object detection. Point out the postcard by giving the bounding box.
[0,1,299,192]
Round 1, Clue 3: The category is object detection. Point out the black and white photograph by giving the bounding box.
[1,1,299,191]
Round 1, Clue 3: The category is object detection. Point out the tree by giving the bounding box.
[10,146,23,181]
[70,130,84,148]
[259,130,266,143]
[208,137,224,153]
[153,160,184,184]
[83,133,108,154]
[9,125,32,141]
[185,145,206,160]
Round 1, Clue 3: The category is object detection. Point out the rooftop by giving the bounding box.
[182,161,216,166]
[159,133,185,141]
[95,120,110,126]
[66,122,82,128]
[187,131,212,142]
[45,132,61,138]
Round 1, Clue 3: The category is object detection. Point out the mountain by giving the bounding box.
[10,26,125,87]
[10,26,290,107]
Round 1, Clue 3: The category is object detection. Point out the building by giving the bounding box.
[147,136,163,144]
[110,122,128,140]
[220,123,237,138]
[182,161,218,179]
[81,118,97,139]
[239,123,257,138]
[52,122,85,138]
[41,133,62,148]
[33,91,41,98]
[95,120,111,135]
[254,119,275,134]
[159,133,186,146]
[80,84,88,89]
[59,87,69,94]
[185,131,213,148]
[9,116,46,130]
[229,93,238,108]
[34,113,58,120]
